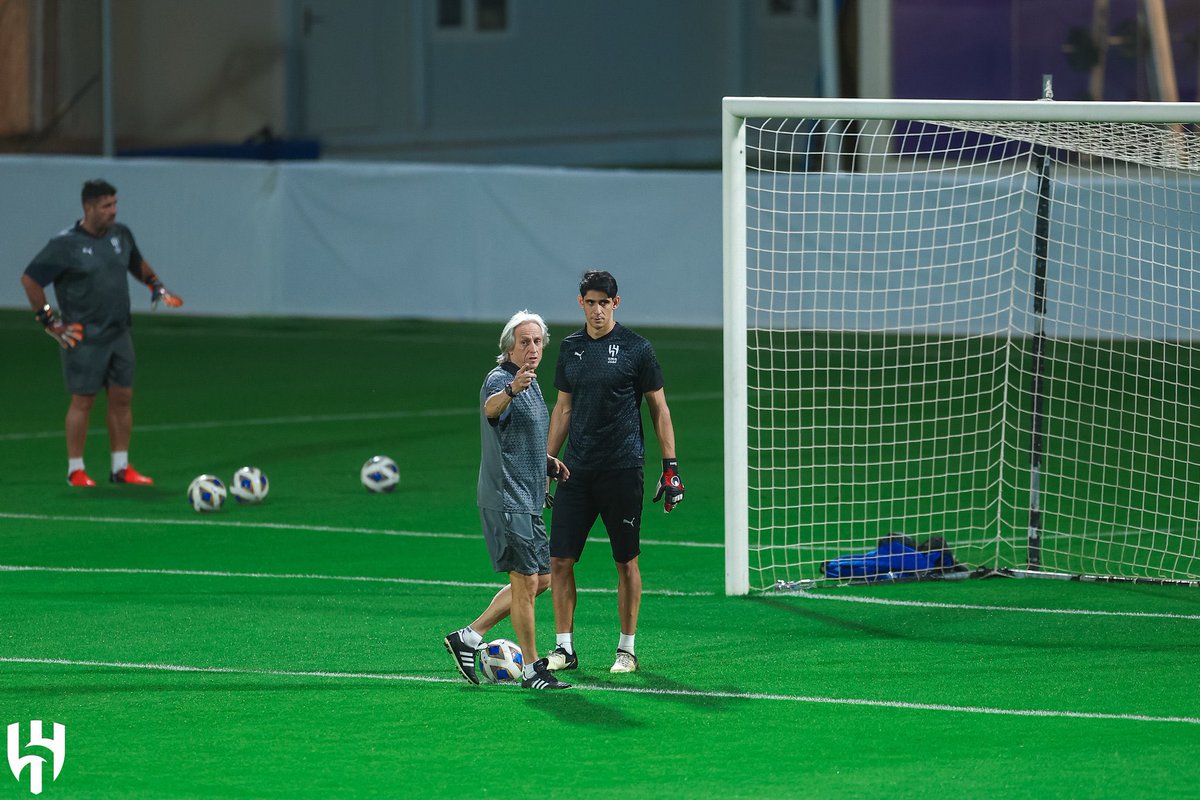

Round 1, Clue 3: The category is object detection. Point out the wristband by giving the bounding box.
[663,458,678,471]
[35,304,54,327]
[504,383,516,398]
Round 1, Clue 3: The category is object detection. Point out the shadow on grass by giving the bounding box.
[523,688,646,728]
[748,593,1200,654]
[64,485,178,503]
[748,595,908,640]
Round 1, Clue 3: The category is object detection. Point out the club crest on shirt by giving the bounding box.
[607,344,619,364]
[110,236,122,254]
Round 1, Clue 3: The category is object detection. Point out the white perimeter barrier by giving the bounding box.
[1,156,723,327]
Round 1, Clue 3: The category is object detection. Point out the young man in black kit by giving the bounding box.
[545,270,685,674]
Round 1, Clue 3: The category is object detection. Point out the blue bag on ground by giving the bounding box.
[822,535,957,581]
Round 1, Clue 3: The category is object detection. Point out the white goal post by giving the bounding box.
[723,96,1200,595]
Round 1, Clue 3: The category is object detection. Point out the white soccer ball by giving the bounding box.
[230,465,269,504]
[360,455,400,493]
[187,474,226,513]
[477,638,524,683]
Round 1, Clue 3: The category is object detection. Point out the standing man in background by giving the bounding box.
[19,179,183,487]
[545,270,685,675]
[444,310,572,690]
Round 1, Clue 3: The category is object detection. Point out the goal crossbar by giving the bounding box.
[724,97,1200,124]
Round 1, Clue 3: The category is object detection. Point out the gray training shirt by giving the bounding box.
[23,221,144,344]
[477,361,549,514]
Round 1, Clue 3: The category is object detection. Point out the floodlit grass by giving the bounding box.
[1,310,1197,798]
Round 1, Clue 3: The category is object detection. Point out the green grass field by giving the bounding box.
[2,309,1198,798]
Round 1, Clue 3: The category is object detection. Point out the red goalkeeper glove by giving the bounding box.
[150,280,183,309]
[35,304,83,349]
[652,458,684,512]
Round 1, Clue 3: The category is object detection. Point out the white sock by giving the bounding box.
[461,626,483,649]
[618,633,635,655]
[556,633,574,654]
[68,458,85,475]
[523,661,538,679]
[111,451,129,473]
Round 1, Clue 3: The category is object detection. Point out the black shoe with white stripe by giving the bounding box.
[521,658,572,689]
[443,629,480,684]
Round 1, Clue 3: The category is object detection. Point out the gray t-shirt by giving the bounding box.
[477,361,549,514]
[24,221,144,344]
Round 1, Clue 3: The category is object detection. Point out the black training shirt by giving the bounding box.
[554,322,664,469]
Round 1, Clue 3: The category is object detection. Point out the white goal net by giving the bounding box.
[723,98,1200,594]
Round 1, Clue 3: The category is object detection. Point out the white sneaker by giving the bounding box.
[610,649,638,673]
[545,645,578,671]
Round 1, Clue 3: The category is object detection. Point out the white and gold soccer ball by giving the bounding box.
[187,474,226,513]
[360,455,400,493]
[230,466,269,504]
[476,638,524,683]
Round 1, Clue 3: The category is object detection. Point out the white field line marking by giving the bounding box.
[2,559,1190,617]
[787,590,1200,621]
[0,392,721,442]
[0,564,712,597]
[2,656,1197,725]
[0,512,722,550]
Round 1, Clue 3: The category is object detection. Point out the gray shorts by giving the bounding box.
[479,508,550,576]
[61,330,135,395]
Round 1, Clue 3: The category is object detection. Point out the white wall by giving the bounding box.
[1,156,723,327]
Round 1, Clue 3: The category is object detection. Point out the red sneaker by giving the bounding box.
[67,469,97,487]
[111,465,154,485]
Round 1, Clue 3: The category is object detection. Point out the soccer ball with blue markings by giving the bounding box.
[360,455,400,493]
[477,639,524,683]
[187,474,226,513]
[230,466,269,504]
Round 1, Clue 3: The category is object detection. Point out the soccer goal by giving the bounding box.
[723,95,1200,595]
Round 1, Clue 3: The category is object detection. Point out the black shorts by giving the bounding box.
[549,466,643,564]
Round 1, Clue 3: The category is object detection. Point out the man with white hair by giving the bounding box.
[443,310,572,689]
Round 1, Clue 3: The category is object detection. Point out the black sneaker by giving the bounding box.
[545,644,578,671]
[521,658,572,689]
[443,630,480,684]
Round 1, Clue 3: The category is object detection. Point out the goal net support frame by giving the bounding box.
[723,96,1200,596]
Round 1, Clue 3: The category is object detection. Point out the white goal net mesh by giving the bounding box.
[737,112,1200,589]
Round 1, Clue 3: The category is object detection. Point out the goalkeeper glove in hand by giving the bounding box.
[150,280,183,309]
[36,305,83,349]
[652,458,685,512]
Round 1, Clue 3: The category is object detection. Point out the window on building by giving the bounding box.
[437,0,464,28]
[476,0,507,31]
[436,0,509,33]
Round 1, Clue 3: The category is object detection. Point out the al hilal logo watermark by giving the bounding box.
[7,721,65,795]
